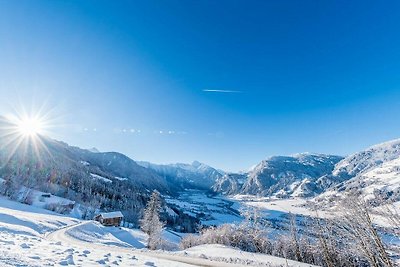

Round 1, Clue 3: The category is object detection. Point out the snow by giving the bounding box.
[0,197,79,236]
[80,160,90,166]
[0,197,314,266]
[165,190,242,225]
[220,153,343,198]
[317,155,400,208]
[115,176,128,181]
[17,188,75,211]
[90,173,112,183]
[0,198,193,266]
[97,211,124,219]
[65,221,147,248]
[231,195,331,220]
[179,244,318,267]
[138,160,223,189]
[360,158,400,199]
[333,138,400,177]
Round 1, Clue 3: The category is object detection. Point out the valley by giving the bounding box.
[1,114,400,266]
[0,196,315,267]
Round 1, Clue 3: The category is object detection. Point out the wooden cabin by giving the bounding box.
[93,211,124,226]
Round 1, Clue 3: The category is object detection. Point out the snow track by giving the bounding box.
[0,198,313,266]
[46,221,249,267]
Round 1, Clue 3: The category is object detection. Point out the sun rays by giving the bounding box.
[16,116,43,137]
[0,108,56,167]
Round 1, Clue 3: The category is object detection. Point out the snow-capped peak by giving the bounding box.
[333,138,400,178]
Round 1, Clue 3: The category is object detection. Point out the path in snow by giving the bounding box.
[45,221,253,267]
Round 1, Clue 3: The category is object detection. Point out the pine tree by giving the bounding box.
[140,190,165,250]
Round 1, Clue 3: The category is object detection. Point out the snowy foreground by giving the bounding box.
[0,197,316,267]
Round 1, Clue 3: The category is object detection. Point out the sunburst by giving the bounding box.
[0,108,56,167]
[16,116,44,137]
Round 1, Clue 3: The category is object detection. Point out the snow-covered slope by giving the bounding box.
[0,116,169,194]
[333,138,400,179]
[0,197,311,267]
[315,139,400,206]
[177,244,318,267]
[72,148,170,193]
[0,115,175,224]
[221,139,400,203]
[0,197,185,266]
[138,160,223,190]
[219,153,343,198]
[212,173,247,195]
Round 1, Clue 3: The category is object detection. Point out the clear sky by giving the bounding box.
[1,0,400,171]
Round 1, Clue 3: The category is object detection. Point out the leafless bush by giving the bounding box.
[335,197,394,267]
[378,203,400,238]
[44,202,73,214]
[180,196,396,267]
[180,223,272,253]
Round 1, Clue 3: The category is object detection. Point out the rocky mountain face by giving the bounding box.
[3,114,400,220]
[138,161,223,191]
[332,138,400,179]
[214,140,400,204]
[214,154,343,198]
[212,173,247,195]
[315,139,400,206]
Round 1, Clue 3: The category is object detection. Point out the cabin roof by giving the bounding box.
[98,211,124,219]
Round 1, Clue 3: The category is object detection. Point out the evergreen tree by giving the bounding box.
[140,190,165,249]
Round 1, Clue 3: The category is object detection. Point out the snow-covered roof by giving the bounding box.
[98,211,124,219]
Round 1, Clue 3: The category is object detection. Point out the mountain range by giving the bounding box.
[215,153,344,198]
[1,115,400,224]
[137,160,223,191]
[215,139,400,207]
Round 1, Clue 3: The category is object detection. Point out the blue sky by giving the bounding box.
[1,0,400,171]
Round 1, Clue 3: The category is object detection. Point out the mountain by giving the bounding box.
[138,161,223,190]
[332,138,400,179]
[70,148,170,193]
[214,153,344,198]
[0,116,172,223]
[212,173,247,195]
[4,112,400,221]
[88,147,100,153]
[315,139,400,206]
[232,139,400,202]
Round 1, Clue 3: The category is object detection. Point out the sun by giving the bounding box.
[16,117,43,137]
[2,106,56,162]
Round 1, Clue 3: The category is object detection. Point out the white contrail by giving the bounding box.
[202,89,242,93]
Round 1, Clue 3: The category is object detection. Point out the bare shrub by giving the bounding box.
[180,196,395,267]
[335,197,394,267]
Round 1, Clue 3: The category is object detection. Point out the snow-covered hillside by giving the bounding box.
[71,147,170,193]
[213,173,247,195]
[138,161,223,190]
[333,138,400,179]
[214,153,343,198]
[0,197,313,267]
[215,141,400,206]
[315,139,400,206]
[0,115,175,225]
[165,190,242,227]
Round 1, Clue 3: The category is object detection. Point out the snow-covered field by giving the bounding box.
[165,190,243,225]
[0,197,314,267]
[177,244,317,267]
[232,195,319,217]
[165,190,330,227]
